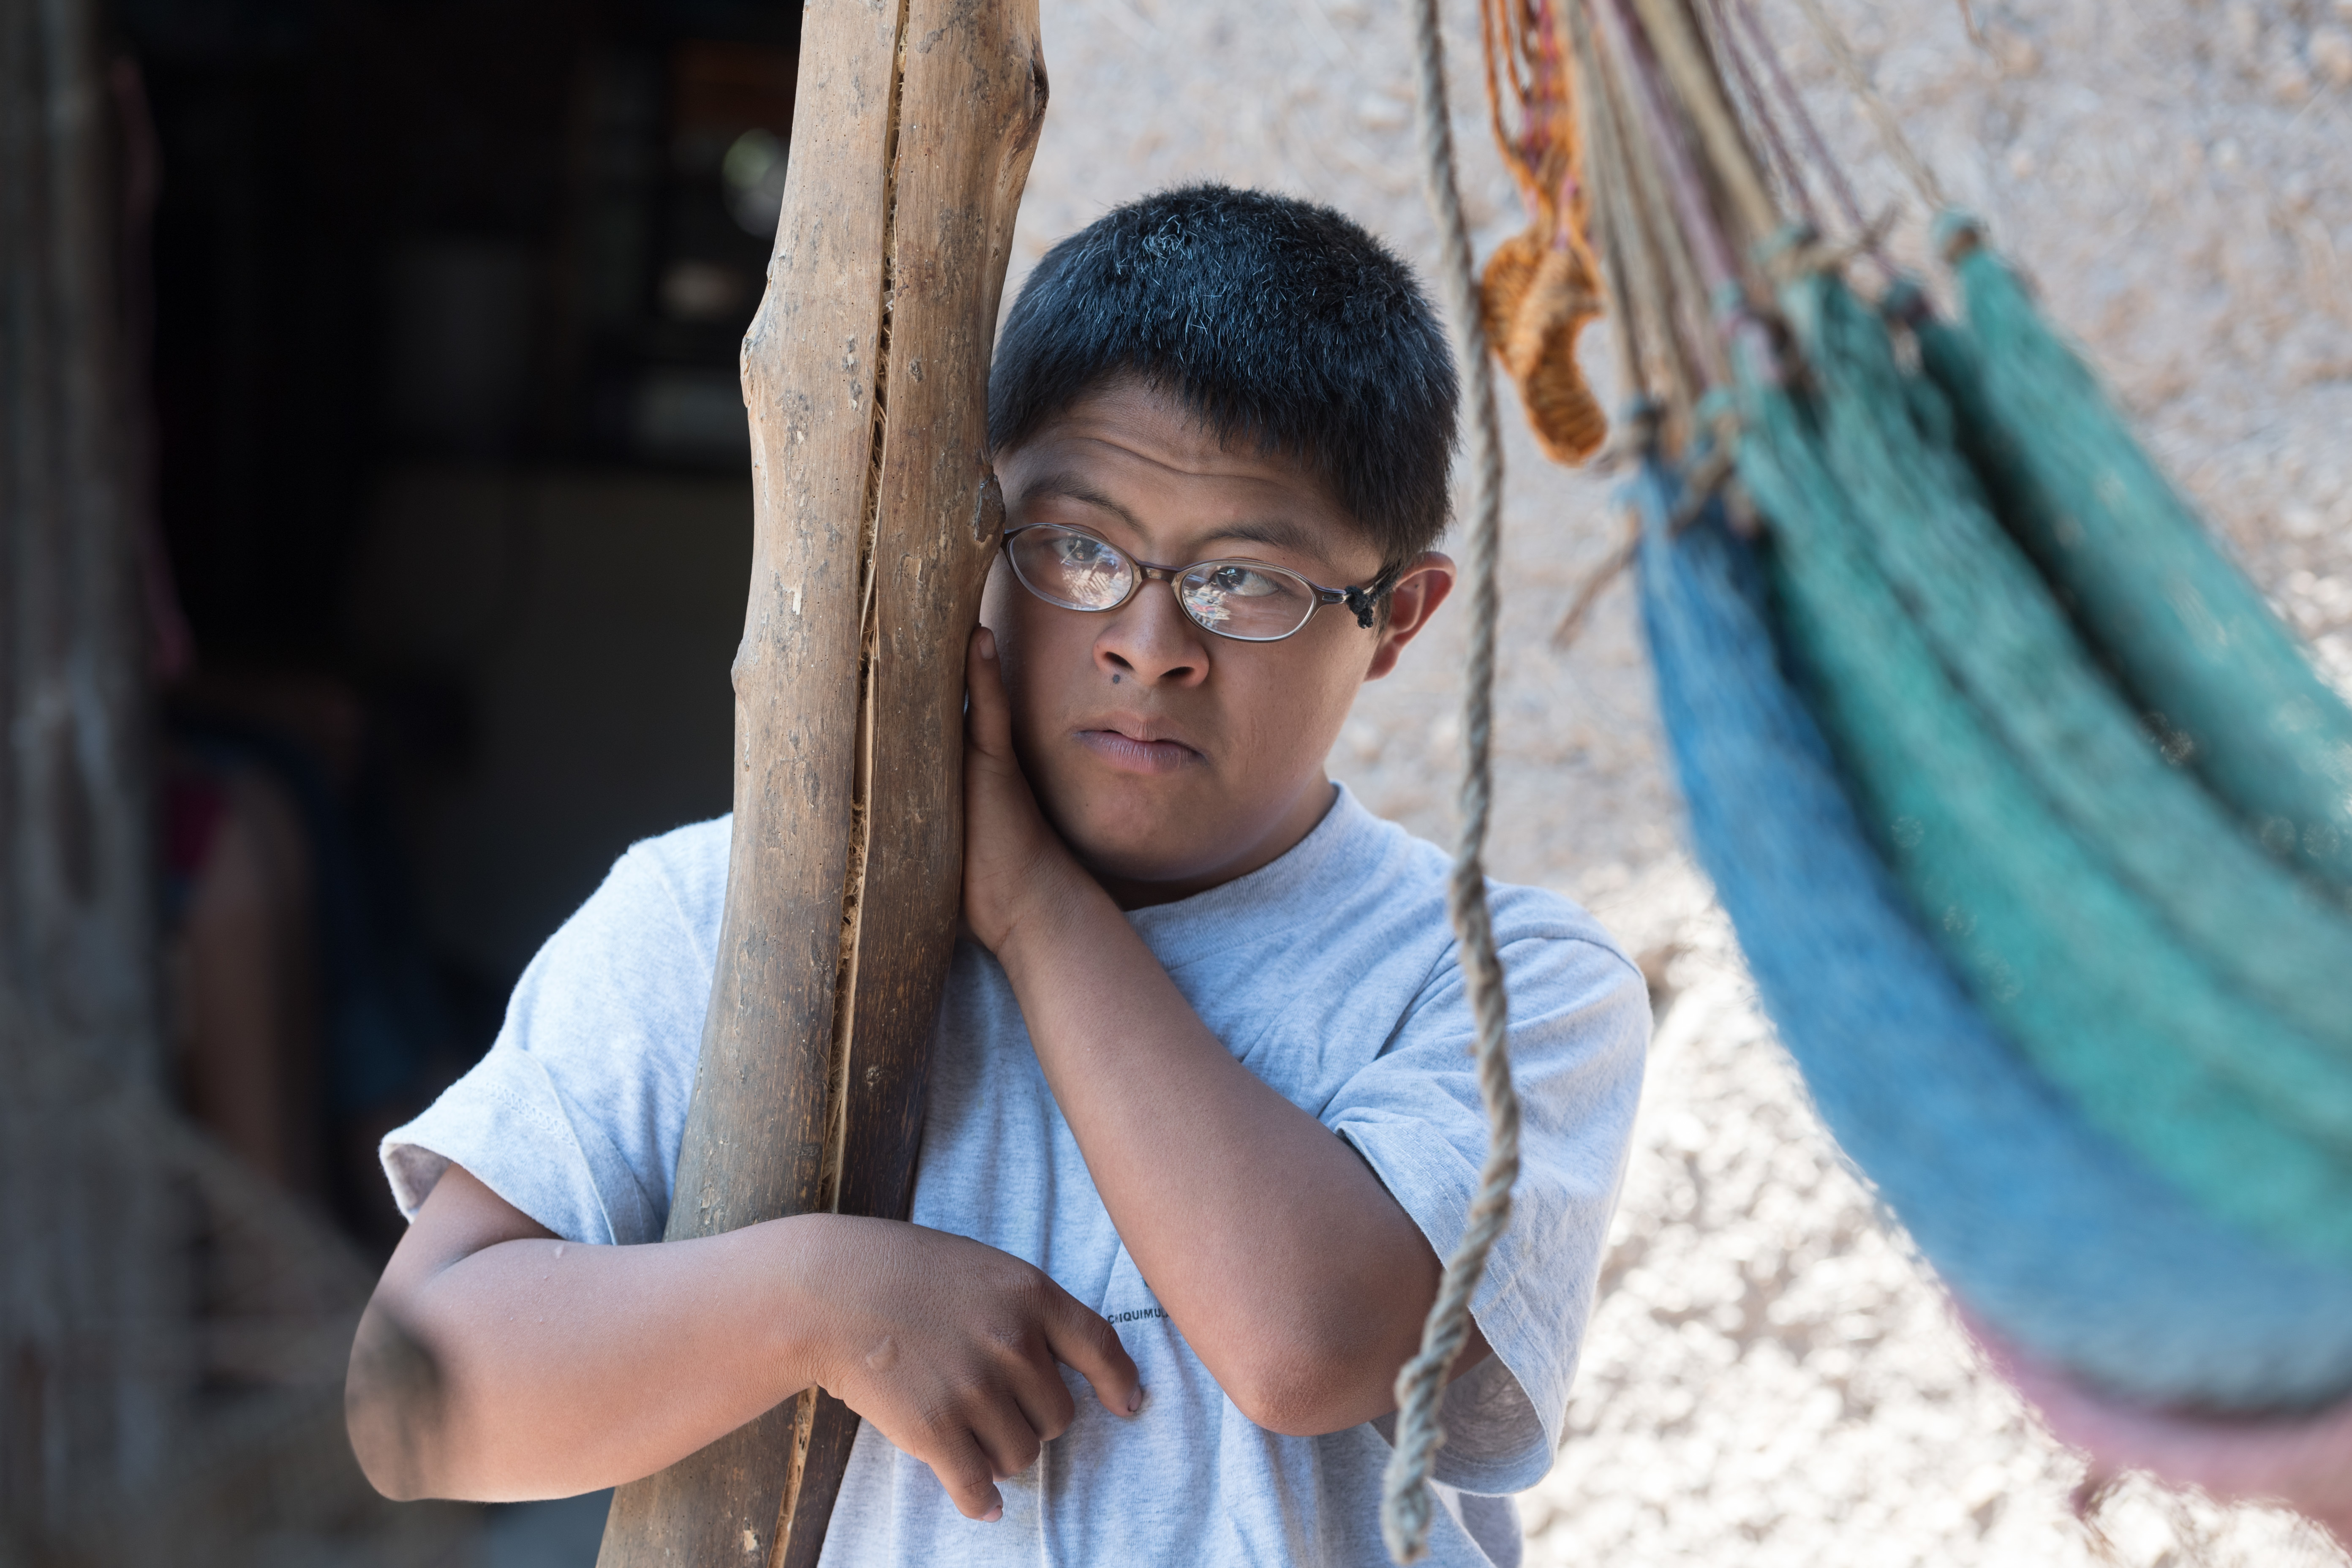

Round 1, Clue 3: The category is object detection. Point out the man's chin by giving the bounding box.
[1056,812,1231,900]
[1067,833,1215,892]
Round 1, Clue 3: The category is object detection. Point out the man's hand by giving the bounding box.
[349,1166,1140,1511]
[808,1220,1143,1521]
[963,625,1087,953]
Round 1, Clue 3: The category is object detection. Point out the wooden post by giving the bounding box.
[0,0,178,1530]
[0,0,158,1083]
[594,1,1045,1565]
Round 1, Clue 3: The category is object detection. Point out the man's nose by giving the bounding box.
[1094,578,1209,688]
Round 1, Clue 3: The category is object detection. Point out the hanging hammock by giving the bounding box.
[1492,0,2352,1538]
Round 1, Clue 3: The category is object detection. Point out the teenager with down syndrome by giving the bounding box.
[346,184,1648,1568]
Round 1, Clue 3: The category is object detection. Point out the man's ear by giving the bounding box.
[1364,552,1455,681]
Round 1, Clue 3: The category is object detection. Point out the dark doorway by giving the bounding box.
[124,0,789,1248]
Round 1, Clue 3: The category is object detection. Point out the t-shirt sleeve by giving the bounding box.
[378,831,723,1246]
[1329,894,1648,1495]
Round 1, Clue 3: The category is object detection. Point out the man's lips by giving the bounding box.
[1074,723,1202,776]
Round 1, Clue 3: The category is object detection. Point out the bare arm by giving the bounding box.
[347,1162,1140,1515]
[961,631,1487,1438]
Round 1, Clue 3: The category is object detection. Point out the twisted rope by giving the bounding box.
[1382,0,1522,1557]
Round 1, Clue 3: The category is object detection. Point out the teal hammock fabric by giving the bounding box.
[1907,296,2352,1060]
[1634,238,2352,1411]
[1634,474,2352,1412]
[1731,271,2352,1266]
[1927,226,2352,896]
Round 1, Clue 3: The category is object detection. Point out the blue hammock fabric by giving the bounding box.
[1633,464,2352,1412]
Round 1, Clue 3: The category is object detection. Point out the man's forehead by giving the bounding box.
[1007,394,1301,479]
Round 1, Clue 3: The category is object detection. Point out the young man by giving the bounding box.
[348,184,1646,1567]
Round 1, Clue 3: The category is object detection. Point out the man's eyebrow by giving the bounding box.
[1016,472,1141,530]
[1017,471,1332,564]
[1201,516,1323,556]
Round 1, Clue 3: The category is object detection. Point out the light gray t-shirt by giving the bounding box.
[384,784,1646,1568]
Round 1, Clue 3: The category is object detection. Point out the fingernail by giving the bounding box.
[983,1505,1004,1524]
[1127,1386,1145,1415]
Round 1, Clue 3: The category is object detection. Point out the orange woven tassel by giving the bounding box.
[1480,0,1608,465]
[1481,231,1607,464]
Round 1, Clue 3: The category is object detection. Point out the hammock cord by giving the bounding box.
[1380,0,1522,1559]
[1782,0,1948,210]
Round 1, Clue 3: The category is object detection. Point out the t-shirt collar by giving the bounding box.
[1123,781,1382,969]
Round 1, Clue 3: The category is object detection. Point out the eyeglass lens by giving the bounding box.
[1006,526,1320,642]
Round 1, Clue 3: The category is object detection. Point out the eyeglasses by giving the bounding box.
[1001,523,1398,643]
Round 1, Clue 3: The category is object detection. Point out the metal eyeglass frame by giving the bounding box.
[1000,523,1402,642]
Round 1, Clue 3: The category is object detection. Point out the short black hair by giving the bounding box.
[988,184,1459,567]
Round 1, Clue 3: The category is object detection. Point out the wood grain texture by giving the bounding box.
[594,0,1045,1563]
[0,0,176,1530]
[1,0,157,1084]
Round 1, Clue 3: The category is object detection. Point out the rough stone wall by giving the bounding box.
[1010,0,2352,1560]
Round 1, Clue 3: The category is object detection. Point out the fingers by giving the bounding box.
[1002,1341,1079,1447]
[964,1394,1045,1483]
[922,1428,1006,1523]
[1044,1295,1145,1419]
[971,1285,1078,1468]
[965,626,1015,759]
[922,1296,1137,1526]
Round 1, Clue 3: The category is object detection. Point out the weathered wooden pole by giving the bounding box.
[1,0,157,1081]
[593,2,1046,1565]
[1,0,185,1534]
